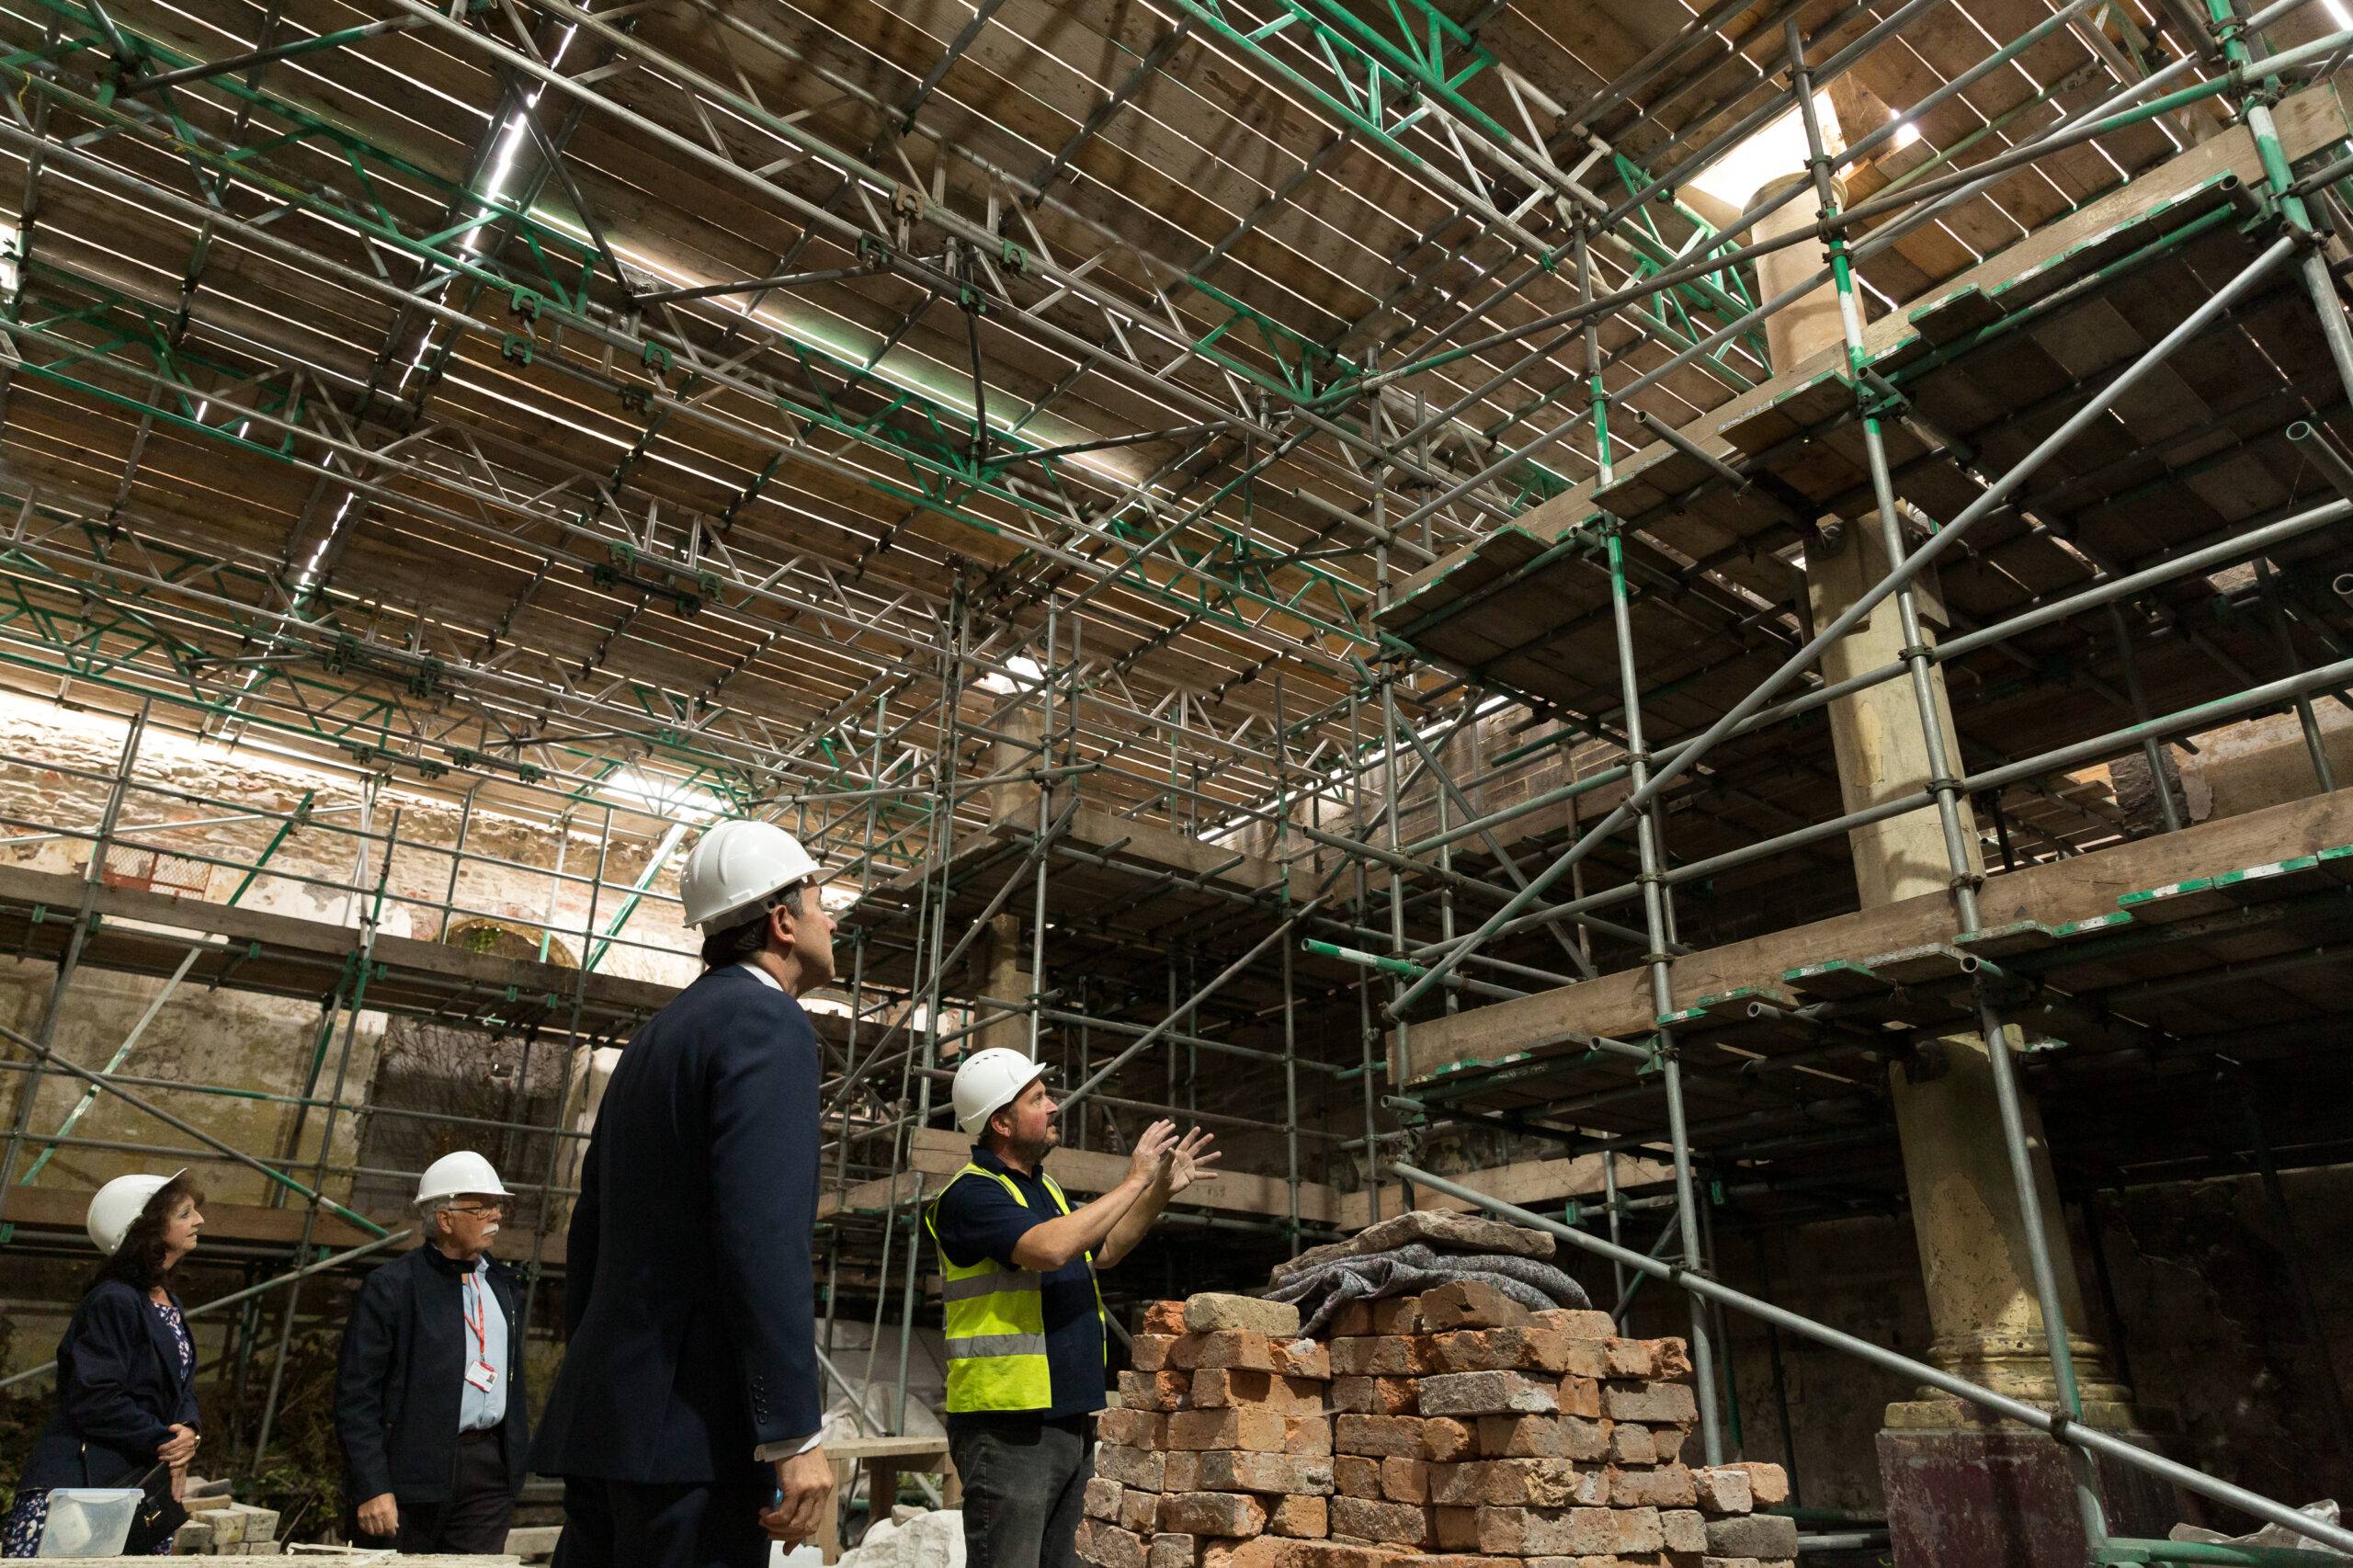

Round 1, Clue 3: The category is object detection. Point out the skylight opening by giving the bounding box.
[1685,93,1843,211]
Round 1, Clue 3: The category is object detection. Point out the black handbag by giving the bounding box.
[111,1460,190,1555]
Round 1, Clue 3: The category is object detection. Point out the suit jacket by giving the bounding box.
[333,1244,529,1508]
[531,965,824,1483]
[17,1279,199,1491]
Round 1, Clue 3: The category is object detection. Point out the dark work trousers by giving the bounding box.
[949,1414,1094,1568]
[391,1428,513,1554]
[551,1472,772,1568]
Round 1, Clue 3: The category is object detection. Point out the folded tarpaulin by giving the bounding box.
[1263,1241,1593,1335]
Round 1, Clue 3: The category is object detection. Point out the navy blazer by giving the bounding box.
[531,965,824,1483]
[333,1244,529,1509]
[17,1279,199,1492]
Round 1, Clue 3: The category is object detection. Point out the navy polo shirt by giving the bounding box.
[931,1143,1107,1426]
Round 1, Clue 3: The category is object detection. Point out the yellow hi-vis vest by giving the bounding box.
[925,1162,1108,1415]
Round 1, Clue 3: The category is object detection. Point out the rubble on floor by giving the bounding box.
[1077,1282,1793,1568]
[834,1506,965,1567]
[172,1477,284,1555]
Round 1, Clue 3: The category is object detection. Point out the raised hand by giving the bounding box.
[1166,1127,1222,1195]
[1126,1119,1179,1187]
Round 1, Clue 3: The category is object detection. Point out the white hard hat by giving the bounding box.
[953,1048,1050,1136]
[86,1169,185,1256]
[415,1151,509,1210]
[679,820,823,932]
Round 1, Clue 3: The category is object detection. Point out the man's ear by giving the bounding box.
[767,898,797,946]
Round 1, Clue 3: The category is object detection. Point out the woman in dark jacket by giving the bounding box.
[2,1170,205,1557]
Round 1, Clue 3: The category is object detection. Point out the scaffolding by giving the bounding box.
[0,0,2343,1556]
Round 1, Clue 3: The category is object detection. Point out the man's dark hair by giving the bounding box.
[91,1174,204,1295]
[699,881,806,969]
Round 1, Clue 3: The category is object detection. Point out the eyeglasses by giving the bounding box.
[448,1200,506,1217]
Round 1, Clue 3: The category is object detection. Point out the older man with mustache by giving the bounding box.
[335,1150,530,1555]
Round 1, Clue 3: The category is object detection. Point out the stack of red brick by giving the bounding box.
[1076,1282,1793,1568]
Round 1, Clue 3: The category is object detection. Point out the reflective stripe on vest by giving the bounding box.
[926,1162,1108,1415]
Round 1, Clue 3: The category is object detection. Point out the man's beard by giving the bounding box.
[1009,1122,1060,1165]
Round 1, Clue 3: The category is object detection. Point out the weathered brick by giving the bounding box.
[1197,1541,1408,1568]
[1185,1293,1302,1337]
[1160,1491,1267,1539]
[1605,1338,1656,1378]
[1663,1508,1709,1553]
[1288,1416,1335,1456]
[1472,1506,1615,1556]
[1692,1465,1754,1515]
[1324,1301,1373,1336]
[1099,1407,1165,1449]
[1334,1454,1381,1498]
[1188,1452,1334,1495]
[1418,1280,1531,1331]
[1272,1338,1332,1381]
[1328,1335,1435,1377]
[1706,1514,1799,1557]
[1267,1494,1329,1540]
[1146,1532,1198,1568]
[1649,1336,1694,1379]
[1329,1375,1416,1415]
[1161,1452,1199,1494]
[1611,1506,1665,1553]
[1378,1457,1428,1504]
[1433,1506,1481,1551]
[1557,1376,1602,1418]
[1175,1331,1284,1373]
[1422,1417,1476,1461]
[1698,1559,1769,1568]
[1142,1301,1189,1336]
[1132,1335,1180,1373]
[1530,1309,1618,1338]
[1086,1477,1124,1521]
[1476,1415,1564,1458]
[1610,1422,1656,1464]
[1418,1370,1558,1416]
[1097,1445,1165,1492]
[1077,1518,1148,1568]
[1368,1297,1423,1335]
[1119,1369,1191,1412]
[1190,1369,1325,1413]
[1335,1414,1426,1457]
[1120,1489,1163,1533]
[1326,1494,1432,1547]
[1165,1408,1289,1452]
[1609,1462,1697,1507]
[1654,1425,1690,1467]
[1430,1327,1584,1375]
[1732,1460,1789,1506]
[1603,1380,1697,1424]
[1432,1458,1599,1509]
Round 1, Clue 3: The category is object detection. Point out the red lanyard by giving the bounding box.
[462,1271,488,1359]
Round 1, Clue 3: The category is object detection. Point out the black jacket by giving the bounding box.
[531,965,824,1483]
[333,1244,529,1508]
[17,1279,199,1492]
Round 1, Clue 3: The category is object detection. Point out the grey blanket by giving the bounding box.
[1263,1242,1593,1335]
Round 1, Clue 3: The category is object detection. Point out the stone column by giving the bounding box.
[972,913,1034,1058]
[973,699,1042,1057]
[1749,170,2158,1562]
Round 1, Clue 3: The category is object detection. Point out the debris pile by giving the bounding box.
[1077,1282,1792,1568]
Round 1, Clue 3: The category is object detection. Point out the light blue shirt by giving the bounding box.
[459,1256,509,1431]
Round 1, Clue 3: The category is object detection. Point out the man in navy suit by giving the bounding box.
[536,820,837,1568]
